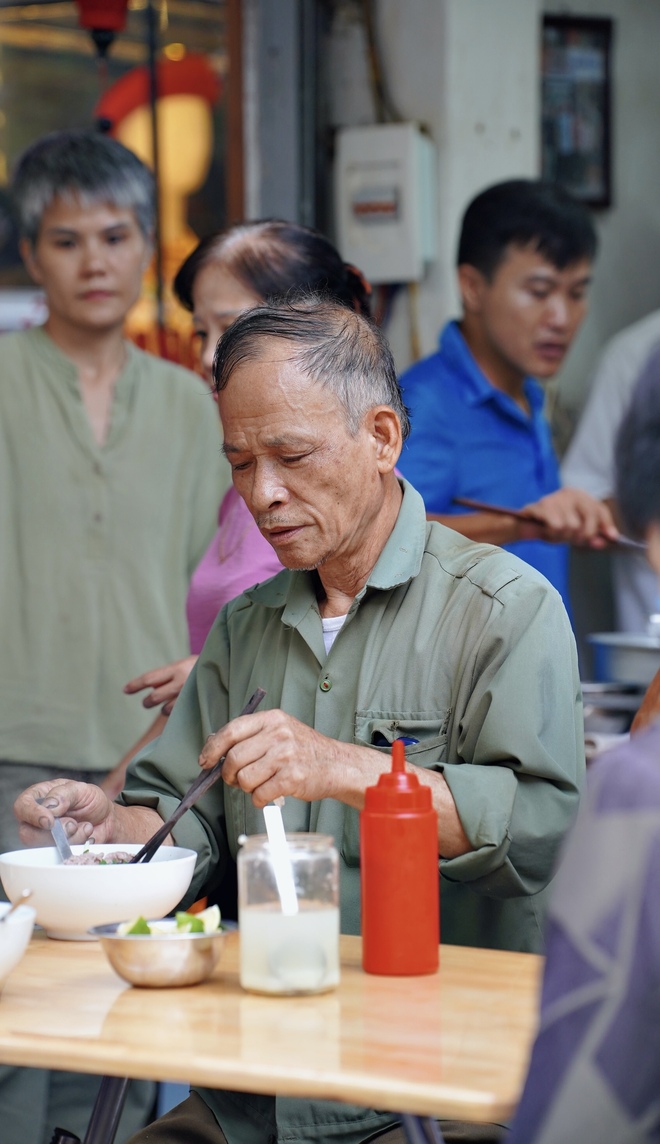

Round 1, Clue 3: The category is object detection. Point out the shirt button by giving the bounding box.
[93,512,103,523]
[319,677,332,692]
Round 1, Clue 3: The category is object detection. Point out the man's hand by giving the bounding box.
[518,488,619,547]
[199,709,345,808]
[14,778,115,848]
[14,779,165,849]
[124,655,198,714]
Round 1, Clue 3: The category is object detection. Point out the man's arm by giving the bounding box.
[428,488,619,548]
[436,568,585,897]
[199,710,472,858]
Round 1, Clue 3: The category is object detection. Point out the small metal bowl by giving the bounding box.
[90,920,236,988]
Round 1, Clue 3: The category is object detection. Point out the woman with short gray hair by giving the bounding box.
[0,128,226,1144]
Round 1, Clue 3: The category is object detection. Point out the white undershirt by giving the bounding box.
[321,614,348,654]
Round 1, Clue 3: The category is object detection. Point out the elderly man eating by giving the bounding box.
[16,296,585,1144]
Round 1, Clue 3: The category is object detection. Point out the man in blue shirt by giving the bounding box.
[398,179,618,611]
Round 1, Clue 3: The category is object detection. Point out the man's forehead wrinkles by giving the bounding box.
[223,433,315,455]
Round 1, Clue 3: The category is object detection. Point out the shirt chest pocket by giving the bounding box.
[341,709,449,868]
[354,709,450,764]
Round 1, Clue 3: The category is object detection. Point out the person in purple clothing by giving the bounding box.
[509,357,660,1144]
[108,220,372,791]
[397,179,618,613]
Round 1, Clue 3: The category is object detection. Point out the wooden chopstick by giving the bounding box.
[451,497,646,551]
[129,686,267,864]
[452,496,540,522]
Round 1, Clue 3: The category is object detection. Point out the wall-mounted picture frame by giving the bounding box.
[541,16,613,209]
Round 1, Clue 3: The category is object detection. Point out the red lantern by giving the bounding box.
[75,0,129,57]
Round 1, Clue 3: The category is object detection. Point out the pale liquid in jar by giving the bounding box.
[239,901,340,994]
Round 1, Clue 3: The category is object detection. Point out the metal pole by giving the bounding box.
[82,1076,130,1144]
[146,0,165,352]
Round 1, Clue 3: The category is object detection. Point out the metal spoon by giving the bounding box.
[1,888,33,922]
[35,798,74,862]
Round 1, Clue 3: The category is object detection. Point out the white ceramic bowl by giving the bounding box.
[0,844,197,940]
[0,902,36,988]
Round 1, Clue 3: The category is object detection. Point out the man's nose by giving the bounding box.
[249,462,288,511]
[546,294,570,328]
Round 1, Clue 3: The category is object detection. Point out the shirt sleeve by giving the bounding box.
[509,733,660,1142]
[439,575,585,898]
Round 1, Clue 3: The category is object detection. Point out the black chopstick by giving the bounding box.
[129,687,266,864]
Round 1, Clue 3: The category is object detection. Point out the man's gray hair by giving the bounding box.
[12,130,155,243]
[212,293,411,441]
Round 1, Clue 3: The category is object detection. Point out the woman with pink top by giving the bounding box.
[110,220,371,787]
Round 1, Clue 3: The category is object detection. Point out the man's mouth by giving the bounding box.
[262,524,304,545]
[535,341,567,362]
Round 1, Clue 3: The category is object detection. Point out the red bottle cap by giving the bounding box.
[364,740,433,812]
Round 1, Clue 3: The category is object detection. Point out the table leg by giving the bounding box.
[401,1114,446,1144]
[82,1075,130,1144]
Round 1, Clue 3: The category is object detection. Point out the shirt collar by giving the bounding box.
[439,320,544,418]
[246,478,427,625]
[27,324,138,404]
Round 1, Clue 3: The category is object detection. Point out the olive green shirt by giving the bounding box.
[0,326,229,771]
[124,479,584,1144]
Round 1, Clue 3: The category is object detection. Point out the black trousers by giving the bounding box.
[126,1092,508,1144]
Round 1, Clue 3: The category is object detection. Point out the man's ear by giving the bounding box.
[19,238,43,286]
[457,263,488,315]
[369,406,402,473]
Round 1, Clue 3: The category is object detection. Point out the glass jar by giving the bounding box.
[237,832,340,995]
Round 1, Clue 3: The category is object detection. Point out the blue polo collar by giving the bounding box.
[439,320,544,420]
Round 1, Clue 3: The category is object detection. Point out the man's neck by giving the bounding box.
[317,476,403,619]
[459,319,529,414]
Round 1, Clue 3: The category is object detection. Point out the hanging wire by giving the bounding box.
[359,0,402,124]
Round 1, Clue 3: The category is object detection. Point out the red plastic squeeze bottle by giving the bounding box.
[360,739,440,975]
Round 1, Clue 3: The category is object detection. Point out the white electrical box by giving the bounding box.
[334,122,437,284]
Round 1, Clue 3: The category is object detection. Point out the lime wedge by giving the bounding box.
[175,911,204,933]
[175,905,221,933]
[196,904,222,933]
[119,916,151,935]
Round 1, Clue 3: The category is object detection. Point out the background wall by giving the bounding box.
[544,0,660,433]
[326,0,542,372]
[326,0,660,439]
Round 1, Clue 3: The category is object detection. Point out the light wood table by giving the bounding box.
[0,930,541,1128]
